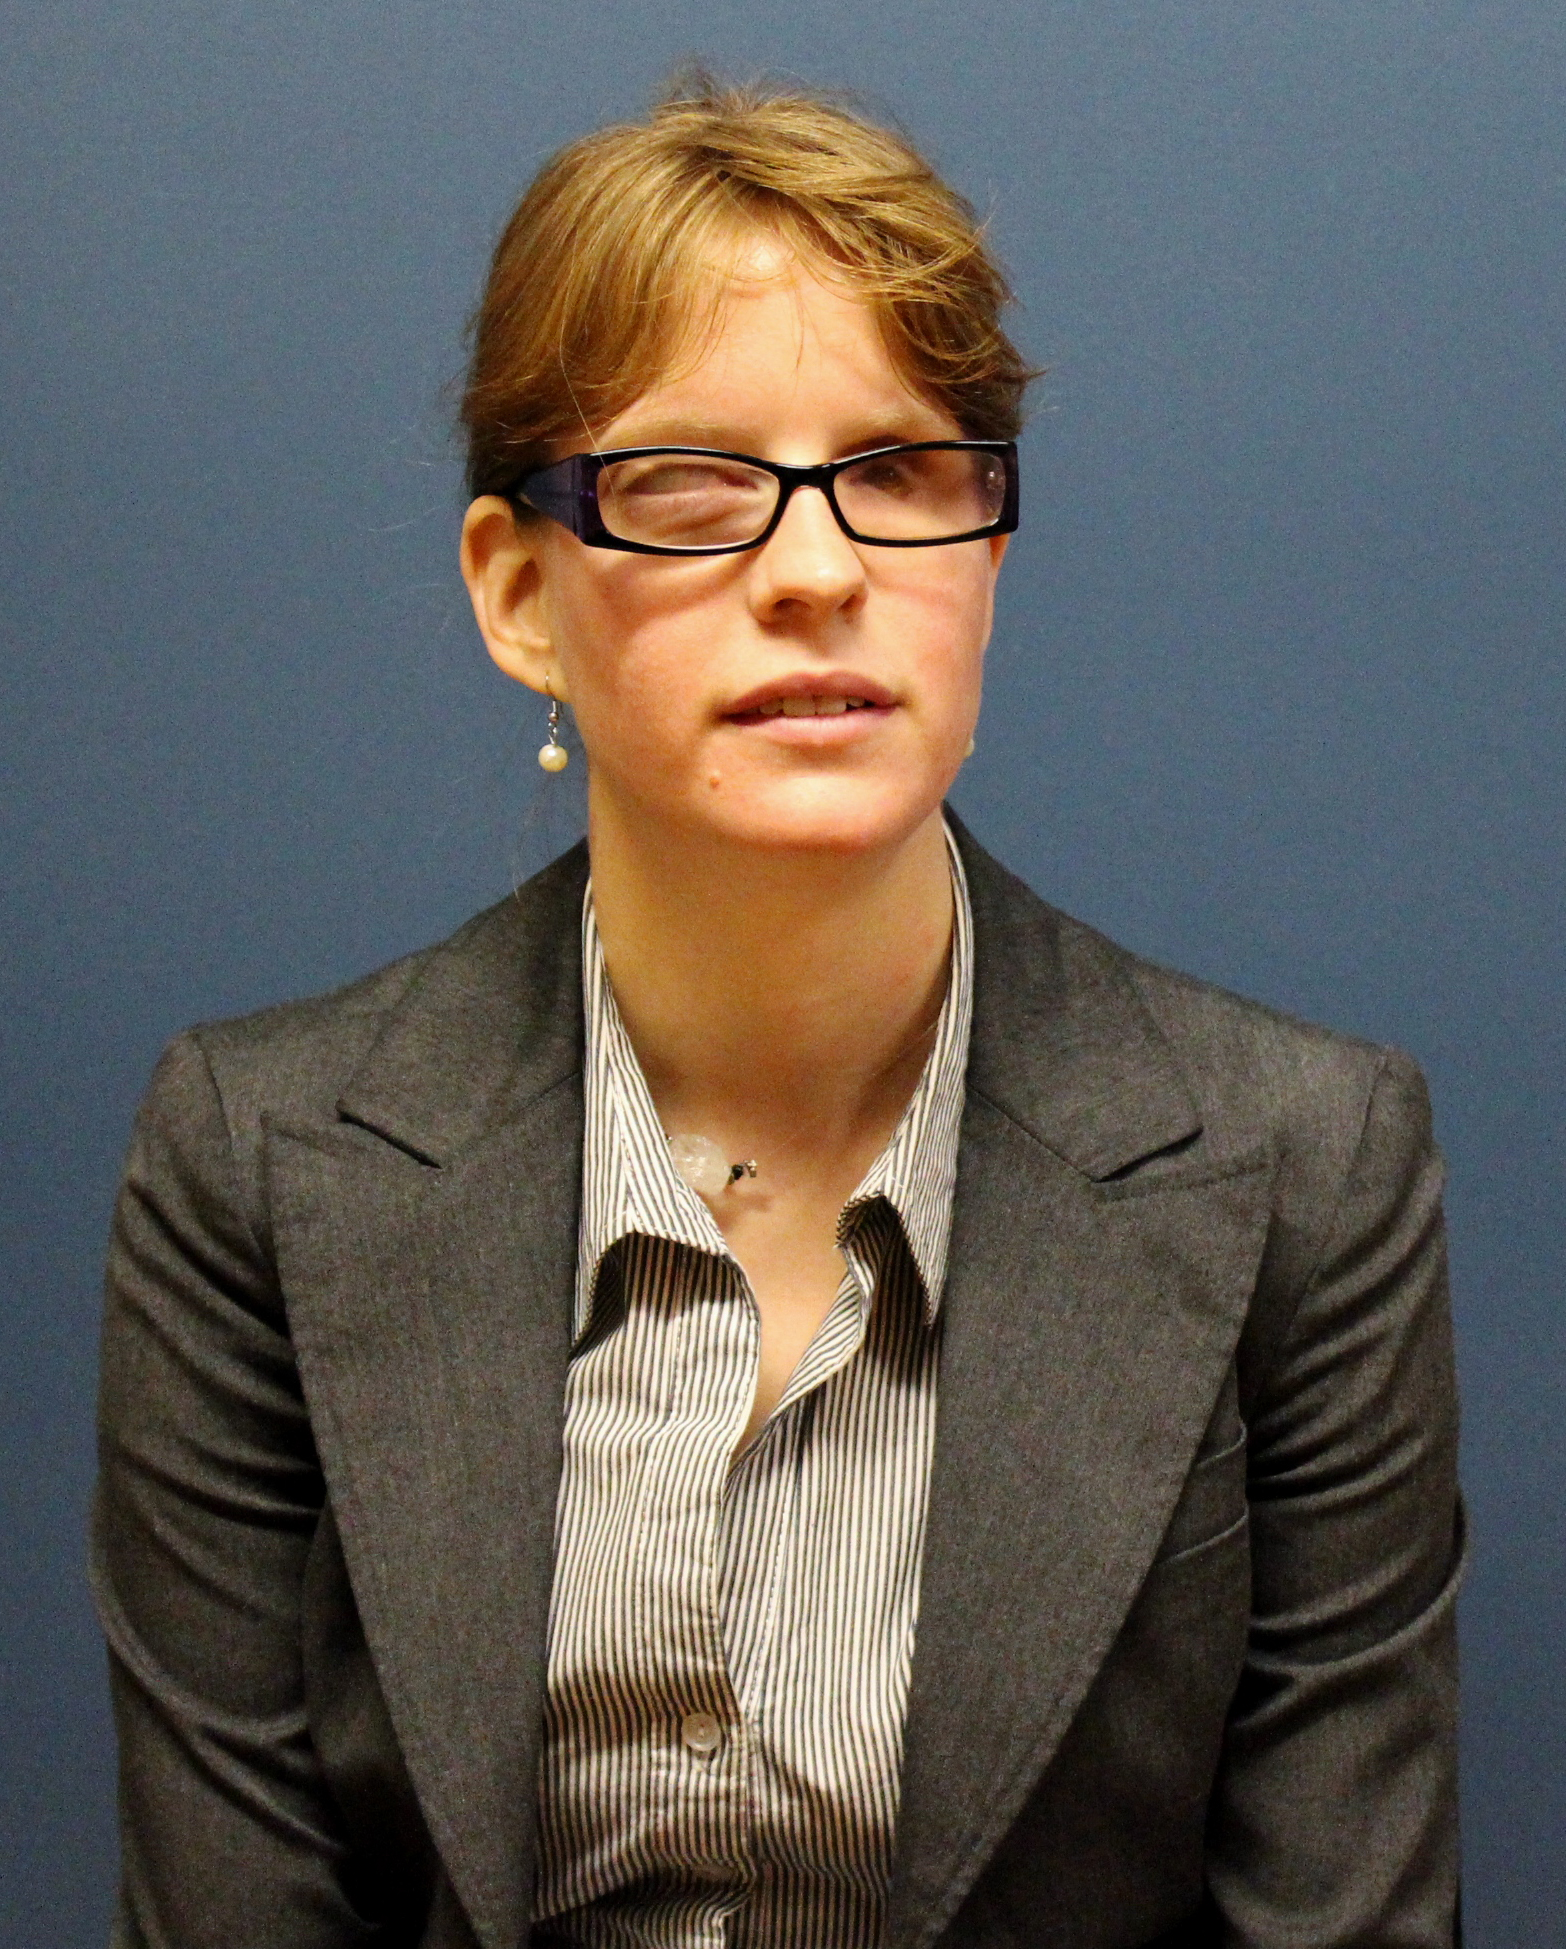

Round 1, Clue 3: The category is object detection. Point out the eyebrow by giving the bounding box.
[596,416,955,457]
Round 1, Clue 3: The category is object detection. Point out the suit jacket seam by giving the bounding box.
[965,1081,1082,1177]
[1252,1044,1395,1411]
[184,1025,277,1275]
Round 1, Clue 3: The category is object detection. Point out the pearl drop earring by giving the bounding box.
[538,696,569,772]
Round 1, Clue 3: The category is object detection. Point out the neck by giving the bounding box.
[587,798,955,1165]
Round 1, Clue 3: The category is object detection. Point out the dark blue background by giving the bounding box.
[3,4,1561,1941]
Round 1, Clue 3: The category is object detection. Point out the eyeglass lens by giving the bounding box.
[595,447,1008,550]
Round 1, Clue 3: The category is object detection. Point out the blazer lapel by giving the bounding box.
[264,845,590,1949]
[889,834,1273,1948]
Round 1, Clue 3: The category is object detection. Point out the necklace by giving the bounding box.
[668,1133,758,1198]
[663,987,944,1200]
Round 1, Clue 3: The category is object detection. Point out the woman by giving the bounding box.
[94,78,1462,1949]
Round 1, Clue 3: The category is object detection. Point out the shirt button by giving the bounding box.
[680,1710,723,1756]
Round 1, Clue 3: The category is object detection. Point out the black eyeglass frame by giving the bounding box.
[504,440,1020,556]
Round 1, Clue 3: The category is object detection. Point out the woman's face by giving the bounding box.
[468,249,1008,864]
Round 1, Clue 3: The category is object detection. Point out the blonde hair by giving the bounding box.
[459,72,1035,499]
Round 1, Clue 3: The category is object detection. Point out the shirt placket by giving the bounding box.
[646,1245,765,1933]
[717,1239,880,1749]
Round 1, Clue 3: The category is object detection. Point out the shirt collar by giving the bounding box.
[575,821,974,1341]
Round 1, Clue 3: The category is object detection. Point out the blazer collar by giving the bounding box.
[335,840,590,1165]
[336,818,1200,1187]
[949,812,1202,1178]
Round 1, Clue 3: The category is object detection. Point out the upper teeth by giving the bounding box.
[758,696,868,717]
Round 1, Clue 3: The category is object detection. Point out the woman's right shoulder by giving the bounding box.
[131,840,593,1202]
[132,899,501,1195]
[157,931,446,1145]
[123,932,453,1250]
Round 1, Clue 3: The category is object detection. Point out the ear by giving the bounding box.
[459,496,570,701]
[988,531,1011,572]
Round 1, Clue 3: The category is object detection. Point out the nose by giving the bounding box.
[746,482,867,625]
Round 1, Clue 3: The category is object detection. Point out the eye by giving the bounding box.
[844,451,923,495]
[594,454,779,548]
[605,457,768,499]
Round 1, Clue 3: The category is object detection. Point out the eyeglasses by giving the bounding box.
[506,440,1020,556]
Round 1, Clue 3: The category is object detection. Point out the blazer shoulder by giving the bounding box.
[958,821,1425,1159]
[135,840,592,1211]
[183,918,461,1135]
[1079,919,1440,1333]
[184,842,589,1128]
[957,821,1435,1244]
[1117,938,1408,1134]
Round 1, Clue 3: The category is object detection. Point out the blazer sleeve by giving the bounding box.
[91,1032,377,1948]
[1208,1047,1464,1946]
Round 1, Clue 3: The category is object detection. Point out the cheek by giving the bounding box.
[896,564,995,702]
[548,559,693,712]
[553,598,721,781]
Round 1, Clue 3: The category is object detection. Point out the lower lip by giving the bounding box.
[724,704,894,744]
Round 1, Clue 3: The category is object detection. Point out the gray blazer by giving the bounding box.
[93,823,1462,1949]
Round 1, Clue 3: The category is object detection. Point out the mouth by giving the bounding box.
[737,694,881,723]
[724,676,897,727]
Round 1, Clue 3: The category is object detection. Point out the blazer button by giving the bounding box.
[680,1711,723,1756]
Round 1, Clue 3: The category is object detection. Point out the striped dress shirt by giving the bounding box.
[533,829,974,1949]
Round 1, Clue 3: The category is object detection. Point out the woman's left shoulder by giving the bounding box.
[1118,941,1435,1170]
[954,820,1435,1183]
[1111,939,1448,1383]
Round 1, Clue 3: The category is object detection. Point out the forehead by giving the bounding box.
[601,243,957,450]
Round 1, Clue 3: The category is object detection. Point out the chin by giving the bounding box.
[698,771,955,860]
